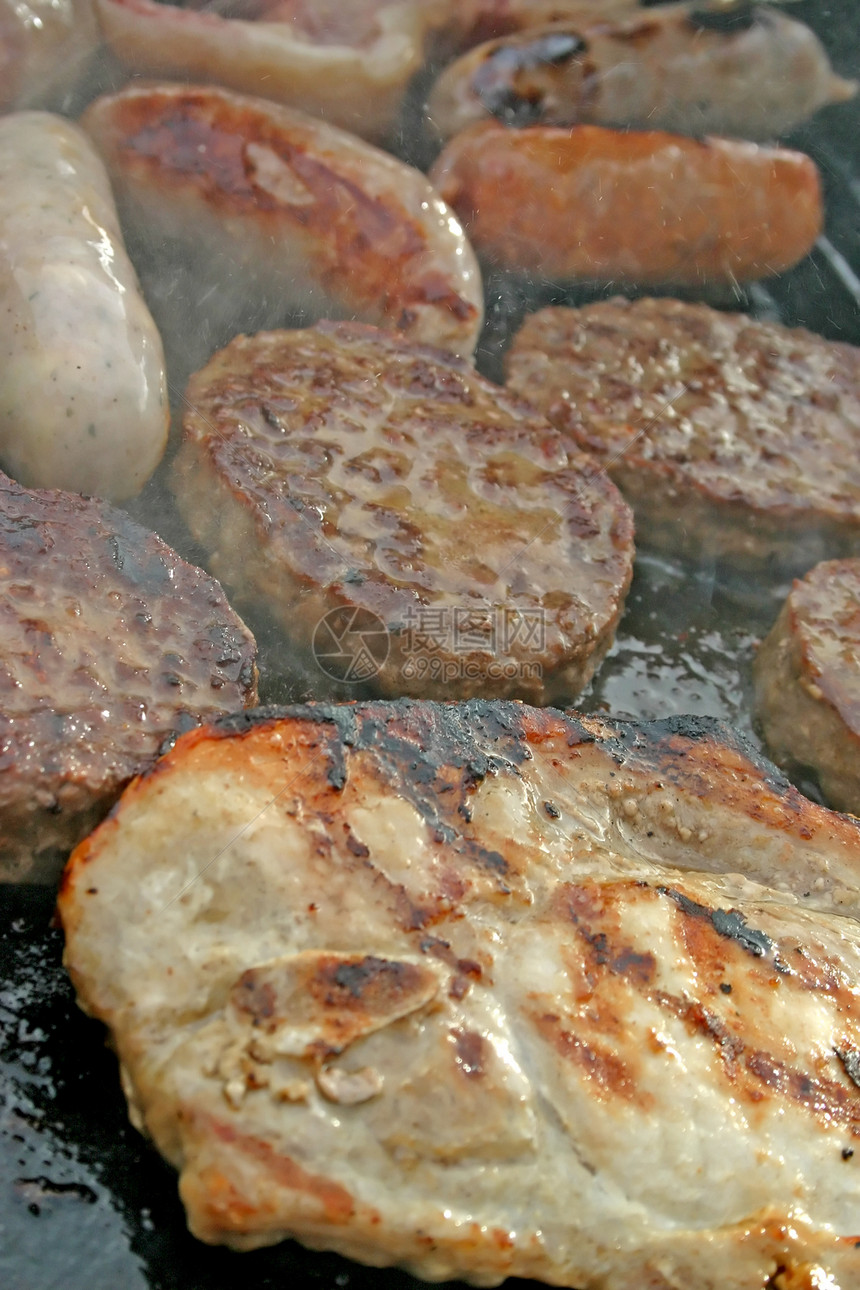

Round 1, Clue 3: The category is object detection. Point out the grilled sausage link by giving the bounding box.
[429,121,822,286]
[94,0,447,144]
[81,83,483,366]
[0,113,168,501]
[427,5,856,143]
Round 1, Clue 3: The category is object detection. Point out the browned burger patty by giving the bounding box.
[754,559,860,813]
[172,320,634,704]
[505,296,860,569]
[0,471,258,882]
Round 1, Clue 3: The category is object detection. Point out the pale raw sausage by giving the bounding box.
[0,113,169,500]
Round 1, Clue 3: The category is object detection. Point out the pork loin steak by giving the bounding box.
[505,296,860,569]
[754,557,860,814]
[59,699,860,1289]
[172,320,634,703]
[0,471,258,882]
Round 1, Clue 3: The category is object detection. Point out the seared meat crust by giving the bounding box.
[0,472,257,881]
[172,320,633,703]
[60,699,860,1288]
[81,82,483,363]
[505,296,860,568]
[754,559,860,813]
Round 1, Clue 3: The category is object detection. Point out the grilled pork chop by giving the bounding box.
[754,558,860,814]
[60,699,860,1289]
[0,472,257,882]
[505,296,860,568]
[172,320,634,703]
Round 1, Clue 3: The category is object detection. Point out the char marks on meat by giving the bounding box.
[59,699,860,1288]
[426,4,856,143]
[81,81,483,376]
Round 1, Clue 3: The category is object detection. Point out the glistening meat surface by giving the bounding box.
[172,321,633,703]
[754,558,860,814]
[60,700,860,1289]
[430,122,822,286]
[505,296,860,568]
[426,4,856,143]
[0,472,258,882]
[81,82,483,373]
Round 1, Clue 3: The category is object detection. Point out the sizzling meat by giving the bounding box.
[429,122,822,287]
[93,0,443,143]
[0,112,169,502]
[59,699,860,1288]
[171,320,634,704]
[505,296,860,568]
[81,83,483,374]
[754,559,860,814]
[427,4,856,143]
[0,472,257,882]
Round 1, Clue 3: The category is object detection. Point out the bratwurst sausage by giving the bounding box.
[429,121,822,286]
[0,113,168,500]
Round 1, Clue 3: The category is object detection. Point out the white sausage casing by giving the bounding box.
[0,0,100,113]
[0,112,168,501]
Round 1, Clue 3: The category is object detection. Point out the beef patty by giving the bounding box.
[0,471,258,881]
[171,320,634,704]
[754,558,860,813]
[505,296,860,569]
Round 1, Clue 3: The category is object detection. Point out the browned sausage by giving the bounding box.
[82,83,484,370]
[429,121,823,285]
[426,6,856,143]
[93,0,439,143]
